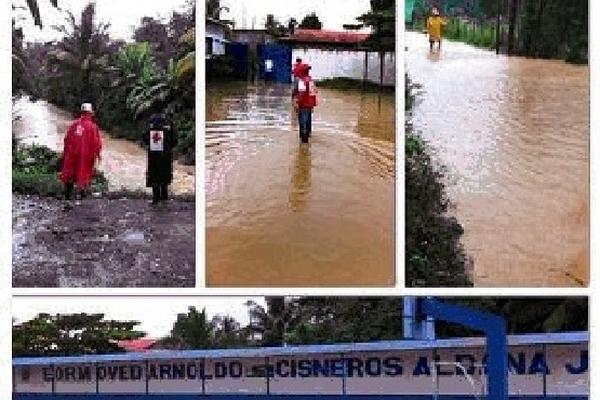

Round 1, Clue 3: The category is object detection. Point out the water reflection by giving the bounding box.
[289,144,312,212]
[206,83,395,286]
[406,32,589,286]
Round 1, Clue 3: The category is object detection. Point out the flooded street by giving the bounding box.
[406,32,589,286]
[12,97,195,195]
[206,83,395,286]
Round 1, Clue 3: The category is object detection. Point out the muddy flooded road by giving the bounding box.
[406,32,589,287]
[13,195,194,287]
[13,97,195,195]
[206,83,395,286]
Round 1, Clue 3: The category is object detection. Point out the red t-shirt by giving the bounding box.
[297,76,317,109]
[292,62,306,78]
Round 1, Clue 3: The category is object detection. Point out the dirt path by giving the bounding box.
[13,195,195,287]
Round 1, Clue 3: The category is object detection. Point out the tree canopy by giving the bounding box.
[299,12,322,30]
[13,313,145,357]
[12,0,196,163]
[13,297,587,357]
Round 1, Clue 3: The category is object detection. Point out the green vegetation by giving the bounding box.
[317,77,394,92]
[443,18,498,48]
[12,1,196,164]
[13,313,144,357]
[13,297,587,356]
[405,74,471,287]
[408,0,588,63]
[13,144,107,197]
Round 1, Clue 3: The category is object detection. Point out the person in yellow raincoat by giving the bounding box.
[426,7,447,52]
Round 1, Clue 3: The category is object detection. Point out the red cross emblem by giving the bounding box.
[152,131,162,143]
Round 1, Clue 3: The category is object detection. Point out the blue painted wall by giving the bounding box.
[257,44,293,83]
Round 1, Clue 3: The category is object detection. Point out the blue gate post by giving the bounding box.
[419,298,508,400]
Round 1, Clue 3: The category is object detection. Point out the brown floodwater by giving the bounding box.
[12,97,195,195]
[406,32,589,287]
[206,83,395,286]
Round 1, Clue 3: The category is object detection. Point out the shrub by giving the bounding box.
[405,75,472,287]
[13,144,108,197]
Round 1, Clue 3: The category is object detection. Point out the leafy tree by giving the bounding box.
[211,315,245,348]
[299,12,322,30]
[13,313,145,357]
[157,307,214,349]
[357,0,395,51]
[265,14,288,37]
[133,17,172,70]
[156,307,247,350]
[285,297,402,345]
[45,2,113,111]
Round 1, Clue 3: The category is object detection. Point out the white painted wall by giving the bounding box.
[292,48,396,86]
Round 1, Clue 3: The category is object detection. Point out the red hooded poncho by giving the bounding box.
[59,112,102,189]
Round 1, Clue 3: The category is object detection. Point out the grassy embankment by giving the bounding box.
[316,77,395,93]
[411,17,498,49]
[13,144,108,198]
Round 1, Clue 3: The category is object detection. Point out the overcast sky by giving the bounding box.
[13,0,190,43]
[222,0,372,31]
[13,297,265,338]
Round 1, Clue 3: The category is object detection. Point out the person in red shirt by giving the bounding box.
[292,58,305,78]
[294,64,317,143]
[59,103,102,200]
[291,57,306,109]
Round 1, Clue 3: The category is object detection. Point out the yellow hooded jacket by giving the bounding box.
[427,15,446,40]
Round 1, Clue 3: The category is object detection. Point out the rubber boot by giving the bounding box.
[152,186,160,204]
[160,185,168,201]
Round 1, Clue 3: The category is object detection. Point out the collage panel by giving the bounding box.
[205,0,396,287]
[11,296,589,398]
[405,0,589,287]
[12,0,196,288]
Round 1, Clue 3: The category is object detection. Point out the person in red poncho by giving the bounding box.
[59,103,102,200]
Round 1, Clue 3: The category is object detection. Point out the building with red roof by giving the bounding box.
[281,28,370,49]
[116,338,157,352]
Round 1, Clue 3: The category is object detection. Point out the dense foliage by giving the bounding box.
[298,13,322,30]
[409,0,588,63]
[405,75,471,287]
[13,144,107,196]
[14,297,587,356]
[13,313,144,356]
[12,1,196,164]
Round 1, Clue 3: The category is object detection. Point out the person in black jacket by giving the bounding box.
[143,112,177,204]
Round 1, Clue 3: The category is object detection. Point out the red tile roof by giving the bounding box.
[286,29,370,44]
[117,338,157,352]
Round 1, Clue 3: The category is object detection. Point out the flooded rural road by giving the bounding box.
[206,83,395,286]
[13,97,195,195]
[406,32,589,287]
[12,98,195,287]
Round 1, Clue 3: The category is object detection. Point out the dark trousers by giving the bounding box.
[64,182,85,200]
[152,184,169,203]
[298,108,312,143]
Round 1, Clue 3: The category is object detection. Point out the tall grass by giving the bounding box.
[444,18,498,49]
